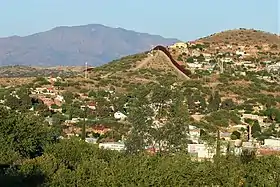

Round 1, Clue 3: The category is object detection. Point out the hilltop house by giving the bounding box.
[170,42,188,49]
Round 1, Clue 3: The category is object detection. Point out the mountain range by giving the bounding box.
[0,24,179,67]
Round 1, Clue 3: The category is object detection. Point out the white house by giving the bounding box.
[221,57,233,63]
[236,50,245,56]
[114,111,127,121]
[267,62,280,72]
[55,95,64,102]
[188,144,215,159]
[264,139,280,148]
[169,42,188,49]
[85,138,98,144]
[188,126,200,143]
[187,63,203,69]
[99,142,126,151]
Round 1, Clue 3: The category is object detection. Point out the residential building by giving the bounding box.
[92,125,111,135]
[85,138,98,144]
[170,42,188,49]
[114,111,127,121]
[99,142,126,151]
[264,139,280,148]
[187,144,215,159]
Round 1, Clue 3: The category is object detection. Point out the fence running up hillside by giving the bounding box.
[153,45,192,77]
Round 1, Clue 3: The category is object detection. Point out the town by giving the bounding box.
[1,31,279,161]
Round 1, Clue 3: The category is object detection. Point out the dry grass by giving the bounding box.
[198,29,280,47]
[0,77,35,86]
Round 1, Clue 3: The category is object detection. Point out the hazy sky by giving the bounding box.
[0,0,279,41]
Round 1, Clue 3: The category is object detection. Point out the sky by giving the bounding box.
[0,0,279,41]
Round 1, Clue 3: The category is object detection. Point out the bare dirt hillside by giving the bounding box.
[136,50,189,79]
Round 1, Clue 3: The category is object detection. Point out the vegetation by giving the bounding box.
[0,28,280,186]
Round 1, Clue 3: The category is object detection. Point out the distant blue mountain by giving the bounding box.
[0,24,179,67]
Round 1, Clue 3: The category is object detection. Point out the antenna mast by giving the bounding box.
[85,61,88,79]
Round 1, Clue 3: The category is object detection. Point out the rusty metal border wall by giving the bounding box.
[153,45,191,76]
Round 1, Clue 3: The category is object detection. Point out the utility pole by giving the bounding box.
[84,61,88,79]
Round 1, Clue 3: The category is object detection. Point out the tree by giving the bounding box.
[0,108,58,159]
[203,110,240,162]
[186,57,194,63]
[231,131,241,140]
[126,83,190,154]
[62,91,74,104]
[207,90,221,112]
[251,121,261,138]
[221,99,236,110]
[264,108,280,123]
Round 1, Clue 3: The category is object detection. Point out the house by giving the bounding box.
[221,57,233,63]
[85,138,98,144]
[241,114,267,127]
[227,44,233,49]
[192,50,201,57]
[189,128,200,143]
[201,53,212,62]
[99,142,125,151]
[170,42,188,49]
[187,63,203,69]
[32,87,47,94]
[187,144,215,159]
[92,125,111,135]
[220,132,231,141]
[258,148,280,156]
[267,62,280,72]
[39,97,55,109]
[54,95,64,106]
[87,102,96,110]
[264,139,280,148]
[114,111,127,121]
[236,50,245,56]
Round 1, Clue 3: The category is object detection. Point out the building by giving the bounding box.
[99,142,125,151]
[169,42,188,49]
[92,125,111,135]
[264,139,280,148]
[85,138,98,144]
[114,111,127,121]
[187,144,215,159]
[189,126,200,143]
[87,102,96,110]
[267,62,280,72]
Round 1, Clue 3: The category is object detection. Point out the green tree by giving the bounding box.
[62,91,74,104]
[207,90,221,112]
[0,108,57,159]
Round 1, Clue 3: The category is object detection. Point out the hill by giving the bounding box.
[198,28,280,47]
[0,65,79,78]
[0,24,179,67]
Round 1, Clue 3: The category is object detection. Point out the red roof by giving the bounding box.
[92,125,110,131]
[88,102,96,106]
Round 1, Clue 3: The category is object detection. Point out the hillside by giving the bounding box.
[0,24,179,67]
[198,29,280,47]
[0,65,79,78]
